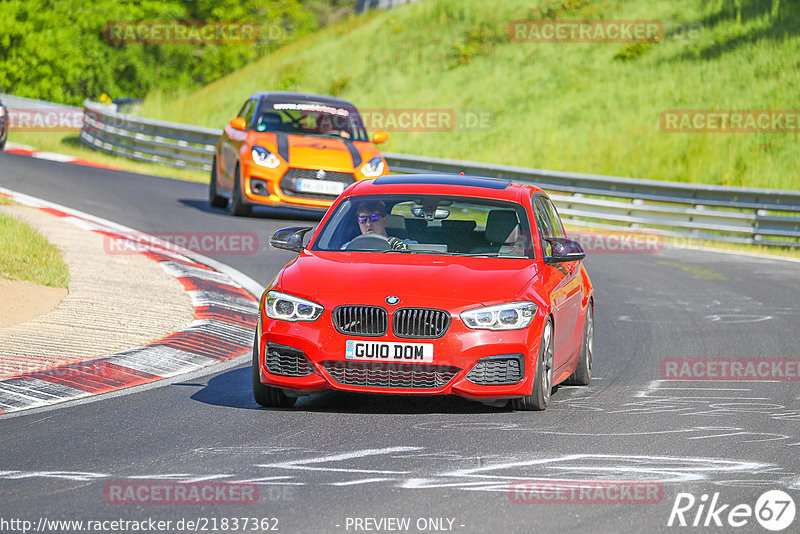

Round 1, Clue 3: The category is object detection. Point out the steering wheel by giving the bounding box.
[342,233,392,251]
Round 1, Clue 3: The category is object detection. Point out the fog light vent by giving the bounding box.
[265,343,314,377]
[466,355,523,385]
[251,179,269,196]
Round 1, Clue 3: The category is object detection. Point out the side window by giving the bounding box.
[541,197,566,239]
[243,99,258,129]
[236,100,252,120]
[533,197,554,257]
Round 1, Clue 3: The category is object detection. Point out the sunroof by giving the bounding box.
[373,174,511,189]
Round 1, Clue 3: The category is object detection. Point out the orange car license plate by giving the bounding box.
[296,178,345,196]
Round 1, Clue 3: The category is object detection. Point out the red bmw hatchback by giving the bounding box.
[254,174,594,410]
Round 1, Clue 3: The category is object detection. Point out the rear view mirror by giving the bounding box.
[229,117,247,131]
[411,207,450,220]
[372,130,389,144]
[270,227,314,253]
[543,237,585,264]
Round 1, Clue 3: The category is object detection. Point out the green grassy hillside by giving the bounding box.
[141,0,800,190]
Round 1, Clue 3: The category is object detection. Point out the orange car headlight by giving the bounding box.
[360,156,385,177]
[252,145,281,168]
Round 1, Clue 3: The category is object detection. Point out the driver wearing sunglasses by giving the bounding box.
[352,200,408,250]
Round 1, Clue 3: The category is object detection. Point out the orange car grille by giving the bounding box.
[322,361,461,389]
[280,168,356,199]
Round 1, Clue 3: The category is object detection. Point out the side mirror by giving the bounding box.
[229,117,247,131]
[543,237,585,264]
[372,130,389,144]
[270,227,314,253]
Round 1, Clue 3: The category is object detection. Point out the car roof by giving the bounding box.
[248,91,356,108]
[349,174,546,201]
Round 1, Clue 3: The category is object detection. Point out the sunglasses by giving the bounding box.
[357,213,384,224]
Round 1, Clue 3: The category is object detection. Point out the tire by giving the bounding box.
[209,157,228,208]
[229,164,252,217]
[252,332,296,408]
[511,318,554,411]
[566,302,593,386]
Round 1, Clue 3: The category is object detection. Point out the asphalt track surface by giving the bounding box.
[1,151,798,533]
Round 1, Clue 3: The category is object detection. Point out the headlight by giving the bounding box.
[265,291,323,322]
[461,302,537,330]
[360,156,385,177]
[251,146,281,168]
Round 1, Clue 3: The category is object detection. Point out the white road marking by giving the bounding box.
[329,478,395,486]
[32,152,75,163]
[257,446,422,469]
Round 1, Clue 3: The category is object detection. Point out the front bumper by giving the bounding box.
[242,162,374,210]
[256,313,545,401]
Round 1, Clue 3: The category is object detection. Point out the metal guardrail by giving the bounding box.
[79,100,800,246]
[81,100,218,172]
[0,93,81,111]
[356,0,424,13]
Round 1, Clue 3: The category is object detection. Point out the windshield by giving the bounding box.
[312,194,534,258]
[253,101,368,141]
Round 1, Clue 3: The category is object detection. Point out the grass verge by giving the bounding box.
[0,199,70,288]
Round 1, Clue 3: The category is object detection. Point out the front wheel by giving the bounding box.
[511,318,554,411]
[566,302,593,386]
[209,157,228,208]
[252,333,296,408]
[229,164,252,217]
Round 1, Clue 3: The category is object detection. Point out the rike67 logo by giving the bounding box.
[668,490,796,531]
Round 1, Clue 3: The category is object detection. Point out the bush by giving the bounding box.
[0,0,352,105]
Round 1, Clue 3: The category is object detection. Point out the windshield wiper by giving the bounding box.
[441,252,500,257]
[443,252,529,258]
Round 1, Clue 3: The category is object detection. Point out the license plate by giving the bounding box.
[296,178,344,196]
[345,340,434,363]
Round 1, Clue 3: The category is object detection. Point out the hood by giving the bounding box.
[278,251,541,310]
[251,132,370,170]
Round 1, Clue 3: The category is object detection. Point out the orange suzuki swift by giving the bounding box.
[210,92,390,216]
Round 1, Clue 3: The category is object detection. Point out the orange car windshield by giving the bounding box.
[254,103,368,142]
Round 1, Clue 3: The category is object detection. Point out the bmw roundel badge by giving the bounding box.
[386,296,400,305]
